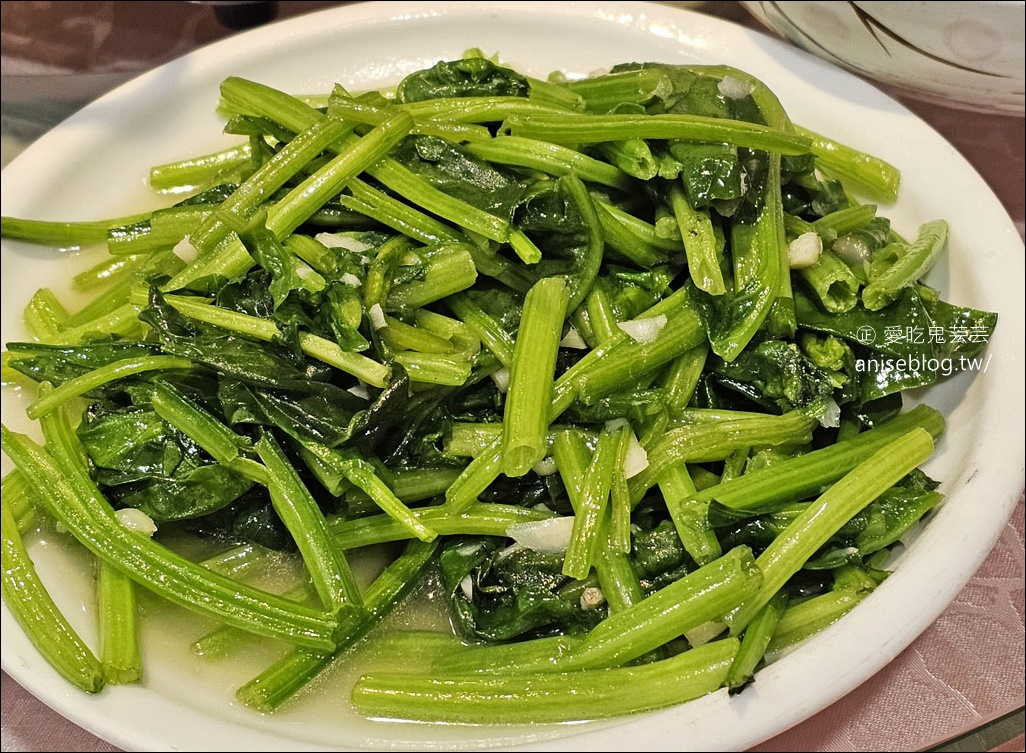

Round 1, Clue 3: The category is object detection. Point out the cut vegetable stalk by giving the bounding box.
[188,113,360,254]
[594,538,646,614]
[561,545,762,669]
[299,441,437,542]
[630,410,817,501]
[26,355,193,420]
[444,437,505,513]
[97,560,143,684]
[466,135,632,190]
[236,538,437,711]
[148,292,390,387]
[572,301,706,406]
[150,380,250,465]
[504,112,812,154]
[862,220,947,310]
[343,178,463,244]
[1,212,153,248]
[330,502,552,550]
[2,423,339,651]
[501,276,570,477]
[658,464,722,566]
[255,432,364,612]
[0,488,104,693]
[694,405,944,517]
[670,181,725,295]
[764,587,867,662]
[433,634,583,674]
[795,124,900,203]
[165,112,413,290]
[726,428,934,632]
[799,250,859,313]
[149,143,252,192]
[351,637,739,724]
[725,589,787,693]
[562,424,622,579]
[606,424,633,555]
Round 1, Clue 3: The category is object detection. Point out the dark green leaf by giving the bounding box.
[395,58,530,104]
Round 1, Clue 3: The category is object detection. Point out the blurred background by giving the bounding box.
[0,1,712,145]
[1,1,343,156]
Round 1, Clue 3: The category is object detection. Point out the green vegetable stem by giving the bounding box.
[0,53,996,727]
[501,276,570,476]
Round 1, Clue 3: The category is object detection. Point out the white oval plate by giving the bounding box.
[2,2,1023,751]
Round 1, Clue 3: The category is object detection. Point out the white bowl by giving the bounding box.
[740,1,1025,116]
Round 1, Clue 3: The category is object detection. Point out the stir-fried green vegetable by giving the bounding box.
[0,53,996,725]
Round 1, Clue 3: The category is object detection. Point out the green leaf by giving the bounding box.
[395,58,530,104]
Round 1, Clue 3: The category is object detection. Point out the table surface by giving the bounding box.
[2,2,1023,751]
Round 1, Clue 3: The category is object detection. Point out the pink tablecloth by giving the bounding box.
[2,2,1024,751]
[754,496,1025,751]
